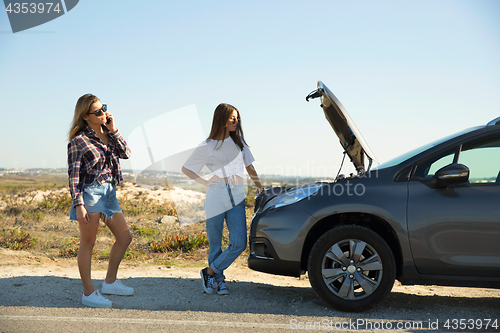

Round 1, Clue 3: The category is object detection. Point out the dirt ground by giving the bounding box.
[1,184,499,332]
[1,246,499,332]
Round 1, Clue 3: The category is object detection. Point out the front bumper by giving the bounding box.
[248,199,316,277]
[248,237,302,277]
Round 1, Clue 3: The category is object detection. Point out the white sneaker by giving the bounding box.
[217,281,230,295]
[101,279,134,296]
[82,290,112,308]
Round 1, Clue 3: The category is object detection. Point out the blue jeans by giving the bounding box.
[69,179,122,221]
[204,182,246,282]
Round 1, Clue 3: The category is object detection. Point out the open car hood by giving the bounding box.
[306,81,377,174]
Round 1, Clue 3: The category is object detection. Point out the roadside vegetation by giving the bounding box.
[0,174,256,267]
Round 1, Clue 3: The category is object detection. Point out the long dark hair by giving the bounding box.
[207,103,247,150]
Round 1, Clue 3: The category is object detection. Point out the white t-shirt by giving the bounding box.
[183,136,255,180]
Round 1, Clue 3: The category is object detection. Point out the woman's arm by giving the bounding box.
[67,139,90,223]
[182,166,217,187]
[105,111,130,159]
[67,140,84,207]
[109,129,131,159]
[246,164,264,195]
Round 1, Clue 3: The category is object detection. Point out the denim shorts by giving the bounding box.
[69,179,122,221]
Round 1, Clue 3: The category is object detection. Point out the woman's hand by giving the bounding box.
[205,175,220,187]
[246,164,264,195]
[181,167,220,188]
[76,205,90,224]
[104,111,117,133]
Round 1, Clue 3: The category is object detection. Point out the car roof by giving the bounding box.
[487,117,500,126]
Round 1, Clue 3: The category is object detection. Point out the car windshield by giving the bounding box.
[373,126,482,170]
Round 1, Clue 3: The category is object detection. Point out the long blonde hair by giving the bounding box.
[207,103,247,150]
[68,94,100,141]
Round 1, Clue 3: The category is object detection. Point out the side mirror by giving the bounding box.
[435,163,469,187]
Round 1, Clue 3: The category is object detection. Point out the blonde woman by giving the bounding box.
[68,94,133,308]
[182,103,264,295]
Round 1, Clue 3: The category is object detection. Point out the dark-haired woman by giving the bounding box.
[182,103,264,295]
[68,94,133,308]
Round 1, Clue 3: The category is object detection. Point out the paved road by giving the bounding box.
[2,307,293,333]
[1,263,499,332]
[0,306,452,333]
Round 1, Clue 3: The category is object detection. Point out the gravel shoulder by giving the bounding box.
[1,247,499,332]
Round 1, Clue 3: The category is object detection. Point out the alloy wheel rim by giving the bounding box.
[321,239,383,300]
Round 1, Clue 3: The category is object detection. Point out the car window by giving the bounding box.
[459,139,500,184]
[412,148,457,180]
[413,137,500,183]
[426,153,454,179]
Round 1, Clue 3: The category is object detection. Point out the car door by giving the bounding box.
[407,135,500,277]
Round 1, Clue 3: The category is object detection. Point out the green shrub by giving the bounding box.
[38,192,72,213]
[0,228,38,250]
[131,224,158,236]
[150,233,208,253]
[245,194,255,208]
[96,250,110,260]
[2,192,36,216]
[59,246,79,257]
[120,193,177,217]
[59,246,100,258]
[123,249,141,260]
[1,190,72,222]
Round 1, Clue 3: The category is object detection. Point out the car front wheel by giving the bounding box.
[308,225,396,311]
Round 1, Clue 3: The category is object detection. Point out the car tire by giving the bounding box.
[308,225,396,311]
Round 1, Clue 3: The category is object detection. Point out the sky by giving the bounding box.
[1,0,499,178]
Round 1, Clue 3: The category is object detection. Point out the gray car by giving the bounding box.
[248,81,500,311]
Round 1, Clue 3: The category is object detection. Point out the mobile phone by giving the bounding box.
[106,116,111,124]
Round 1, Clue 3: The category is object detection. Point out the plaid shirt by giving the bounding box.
[68,126,131,207]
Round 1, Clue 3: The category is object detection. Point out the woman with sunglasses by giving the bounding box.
[182,103,264,295]
[68,93,133,308]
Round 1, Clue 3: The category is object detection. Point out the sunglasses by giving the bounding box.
[230,117,240,124]
[87,104,107,116]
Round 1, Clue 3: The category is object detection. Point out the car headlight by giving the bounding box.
[263,184,322,211]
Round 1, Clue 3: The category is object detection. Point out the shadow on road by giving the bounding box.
[0,275,499,321]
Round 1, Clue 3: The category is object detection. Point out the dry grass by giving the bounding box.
[0,181,255,267]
